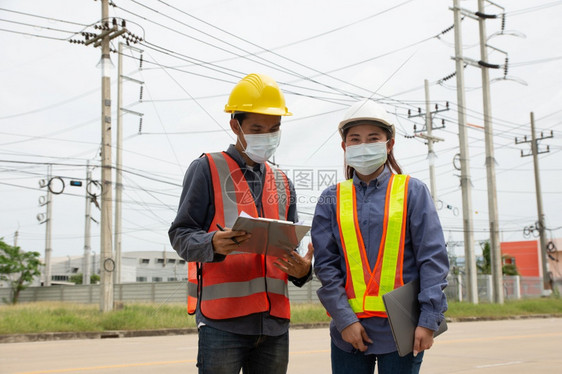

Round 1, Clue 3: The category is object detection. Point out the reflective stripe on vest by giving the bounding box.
[336,174,409,318]
[186,152,291,319]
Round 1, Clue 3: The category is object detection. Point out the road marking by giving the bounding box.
[14,360,196,374]
[475,361,523,368]
[438,331,562,344]
[290,349,330,355]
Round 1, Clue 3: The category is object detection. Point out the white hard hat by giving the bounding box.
[338,99,395,139]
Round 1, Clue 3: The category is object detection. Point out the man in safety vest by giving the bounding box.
[311,99,449,374]
[169,73,313,374]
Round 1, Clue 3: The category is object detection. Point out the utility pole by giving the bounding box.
[83,162,92,285]
[407,79,447,206]
[99,0,114,312]
[477,0,503,304]
[515,112,554,293]
[452,0,478,304]
[83,0,127,312]
[424,80,438,205]
[37,165,54,287]
[115,42,123,286]
[115,42,144,285]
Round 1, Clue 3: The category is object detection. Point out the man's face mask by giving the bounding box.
[238,123,281,164]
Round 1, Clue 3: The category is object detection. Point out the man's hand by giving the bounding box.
[341,321,373,352]
[413,326,434,357]
[273,242,313,278]
[211,228,251,256]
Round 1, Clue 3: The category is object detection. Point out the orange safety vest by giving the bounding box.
[187,152,291,320]
[336,174,409,318]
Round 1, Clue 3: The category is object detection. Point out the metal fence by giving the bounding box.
[0,277,322,306]
[0,275,556,306]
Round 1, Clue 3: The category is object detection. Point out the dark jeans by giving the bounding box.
[331,341,424,374]
[197,325,289,374]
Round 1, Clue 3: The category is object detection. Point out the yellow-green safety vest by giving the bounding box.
[336,174,410,318]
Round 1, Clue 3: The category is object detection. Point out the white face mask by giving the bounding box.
[239,127,281,164]
[345,141,388,176]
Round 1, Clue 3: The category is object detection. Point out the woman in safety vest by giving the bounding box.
[311,99,449,374]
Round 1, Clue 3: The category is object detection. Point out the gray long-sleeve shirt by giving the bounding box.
[168,144,309,336]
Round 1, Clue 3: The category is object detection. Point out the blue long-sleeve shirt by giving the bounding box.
[312,166,449,355]
[168,144,309,336]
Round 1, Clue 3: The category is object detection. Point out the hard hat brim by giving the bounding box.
[224,105,292,116]
[338,118,395,139]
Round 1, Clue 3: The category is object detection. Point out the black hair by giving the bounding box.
[231,112,247,124]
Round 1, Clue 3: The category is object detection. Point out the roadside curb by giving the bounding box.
[1,315,560,344]
[0,327,198,344]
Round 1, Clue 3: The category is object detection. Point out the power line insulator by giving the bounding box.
[501,13,506,31]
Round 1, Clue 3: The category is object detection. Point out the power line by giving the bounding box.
[0,7,90,27]
[0,27,69,40]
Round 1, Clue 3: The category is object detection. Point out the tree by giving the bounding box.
[70,273,100,285]
[0,238,42,304]
[477,240,519,276]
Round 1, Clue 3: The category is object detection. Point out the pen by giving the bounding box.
[216,223,240,245]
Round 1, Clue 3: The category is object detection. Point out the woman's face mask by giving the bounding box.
[345,141,388,176]
[238,124,281,164]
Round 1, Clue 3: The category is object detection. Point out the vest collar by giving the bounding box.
[226,144,265,174]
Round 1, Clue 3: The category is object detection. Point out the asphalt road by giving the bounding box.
[1,318,561,374]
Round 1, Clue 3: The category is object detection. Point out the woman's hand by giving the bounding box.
[413,326,434,357]
[341,321,373,352]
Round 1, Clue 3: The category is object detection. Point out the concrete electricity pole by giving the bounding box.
[515,112,554,293]
[83,0,127,312]
[83,162,93,285]
[115,42,144,285]
[38,164,53,287]
[424,80,439,205]
[408,79,447,206]
[477,0,503,304]
[452,0,478,304]
[99,0,115,312]
[115,42,123,286]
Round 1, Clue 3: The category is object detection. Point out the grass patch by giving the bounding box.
[0,302,196,334]
[290,303,331,324]
[1,298,561,335]
[446,297,562,319]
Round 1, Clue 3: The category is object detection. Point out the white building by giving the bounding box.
[39,250,188,285]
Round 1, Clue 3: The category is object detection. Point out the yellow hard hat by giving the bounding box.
[224,73,292,116]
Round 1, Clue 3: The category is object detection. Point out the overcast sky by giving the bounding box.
[1,0,561,262]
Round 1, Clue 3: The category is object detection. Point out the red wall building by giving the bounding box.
[501,238,561,281]
[500,240,541,277]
